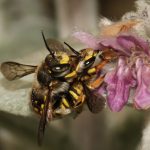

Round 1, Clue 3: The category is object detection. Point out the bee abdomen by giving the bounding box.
[31,88,47,115]
[69,84,85,107]
[51,82,70,97]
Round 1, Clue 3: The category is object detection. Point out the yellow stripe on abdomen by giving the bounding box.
[69,90,78,100]
[73,87,82,95]
[62,97,70,108]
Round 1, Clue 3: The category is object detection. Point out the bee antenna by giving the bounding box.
[64,42,80,56]
[41,31,56,59]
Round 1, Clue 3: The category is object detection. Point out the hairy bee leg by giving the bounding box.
[100,49,118,61]
[95,60,108,72]
[86,60,108,77]
[72,106,83,119]
[89,75,105,89]
[51,94,72,116]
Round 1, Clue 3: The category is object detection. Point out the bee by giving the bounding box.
[1,32,83,144]
[0,32,117,145]
[71,46,117,113]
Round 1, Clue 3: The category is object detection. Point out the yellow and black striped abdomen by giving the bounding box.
[31,81,85,117]
[69,82,85,108]
[53,82,85,116]
[31,88,48,115]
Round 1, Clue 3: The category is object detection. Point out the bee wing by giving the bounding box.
[82,83,106,113]
[1,62,37,81]
[46,38,65,52]
[46,38,74,54]
[38,91,52,146]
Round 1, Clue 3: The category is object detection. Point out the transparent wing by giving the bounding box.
[46,38,74,55]
[46,38,65,52]
[1,61,37,81]
[82,82,106,113]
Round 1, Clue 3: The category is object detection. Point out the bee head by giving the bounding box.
[45,52,72,78]
[45,52,70,66]
[78,48,98,70]
[42,32,80,78]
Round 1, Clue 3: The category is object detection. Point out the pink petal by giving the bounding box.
[72,31,127,52]
[72,31,100,49]
[134,59,150,109]
[73,31,128,54]
[117,36,135,54]
[105,57,135,112]
[98,37,126,53]
[117,35,150,55]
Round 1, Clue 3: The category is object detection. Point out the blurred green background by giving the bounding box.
[0,0,147,150]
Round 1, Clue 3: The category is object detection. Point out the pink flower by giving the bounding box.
[73,31,150,111]
[134,59,150,109]
[117,35,150,56]
[72,31,101,50]
[73,31,150,55]
[105,57,136,111]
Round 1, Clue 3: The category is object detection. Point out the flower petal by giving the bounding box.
[117,35,150,55]
[72,31,101,50]
[134,59,150,109]
[105,57,135,111]
[73,31,127,53]
[98,37,125,52]
[117,36,135,54]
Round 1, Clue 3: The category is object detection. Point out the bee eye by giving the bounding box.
[85,61,90,65]
[84,57,95,68]
[51,64,70,73]
[55,66,61,70]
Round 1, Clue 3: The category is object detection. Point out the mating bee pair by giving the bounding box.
[1,32,117,145]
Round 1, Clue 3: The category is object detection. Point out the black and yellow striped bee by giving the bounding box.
[0,32,117,145]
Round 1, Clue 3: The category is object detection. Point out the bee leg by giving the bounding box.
[72,106,83,119]
[95,60,108,72]
[87,61,107,76]
[89,75,105,89]
[52,95,71,116]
